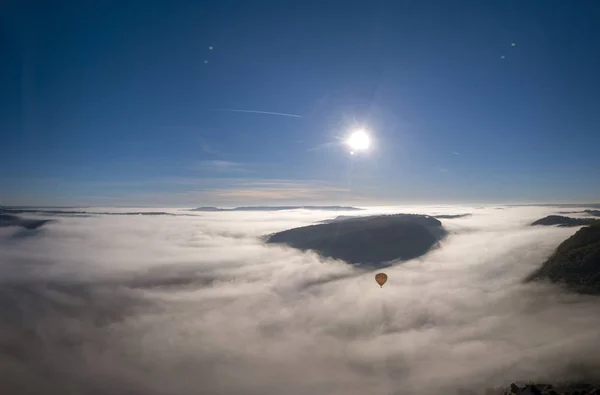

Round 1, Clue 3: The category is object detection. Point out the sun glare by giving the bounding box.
[346,130,371,152]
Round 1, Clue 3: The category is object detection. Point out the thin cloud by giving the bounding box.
[179,179,351,203]
[196,160,254,173]
[199,140,226,157]
[207,185,349,201]
[60,179,353,206]
[213,108,303,118]
[307,141,340,152]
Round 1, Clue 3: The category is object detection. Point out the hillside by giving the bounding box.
[266,214,446,266]
[526,222,600,294]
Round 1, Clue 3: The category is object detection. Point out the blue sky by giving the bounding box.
[2,0,600,206]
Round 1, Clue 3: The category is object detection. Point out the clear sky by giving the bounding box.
[2,0,600,206]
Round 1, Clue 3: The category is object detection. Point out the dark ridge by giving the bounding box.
[1,205,87,209]
[531,215,599,227]
[433,214,472,219]
[507,203,600,208]
[525,222,600,294]
[2,209,176,216]
[319,215,360,224]
[266,214,446,266]
[0,214,52,230]
[558,210,600,217]
[492,382,600,395]
[191,206,363,212]
[2,209,88,215]
[191,206,223,212]
[106,212,176,216]
[319,213,472,224]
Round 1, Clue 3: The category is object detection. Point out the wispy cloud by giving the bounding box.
[212,109,303,118]
[204,180,349,201]
[307,141,340,152]
[195,160,253,173]
[199,140,225,157]
[42,178,354,206]
[160,179,351,205]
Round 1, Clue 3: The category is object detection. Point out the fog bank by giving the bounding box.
[1,205,599,395]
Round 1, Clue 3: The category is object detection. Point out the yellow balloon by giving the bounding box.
[375,273,388,288]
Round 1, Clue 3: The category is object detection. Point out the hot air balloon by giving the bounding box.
[375,272,388,288]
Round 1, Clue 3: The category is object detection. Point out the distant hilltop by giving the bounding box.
[0,214,52,230]
[531,215,599,227]
[1,208,177,217]
[190,206,363,212]
[266,214,446,267]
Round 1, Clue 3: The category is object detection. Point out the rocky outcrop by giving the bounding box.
[531,216,598,227]
[499,382,600,395]
[266,214,446,266]
[457,382,600,395]
[526,223,600,294]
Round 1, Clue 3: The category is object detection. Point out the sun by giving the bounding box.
[346,130,371,152]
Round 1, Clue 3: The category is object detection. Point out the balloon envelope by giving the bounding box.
[375,272,388,287]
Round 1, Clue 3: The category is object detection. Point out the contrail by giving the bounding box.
[213,109,302,118]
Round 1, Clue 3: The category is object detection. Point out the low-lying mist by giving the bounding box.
[1,205,599,395]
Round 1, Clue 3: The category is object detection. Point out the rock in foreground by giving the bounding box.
[526,222,600,294]
[531,215,598,227]
[498,382,600,395]
[266,214,446,266]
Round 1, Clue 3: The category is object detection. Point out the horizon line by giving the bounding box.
[4,202,600,209]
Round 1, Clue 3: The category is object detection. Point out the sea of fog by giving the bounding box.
[1,205,600,395]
